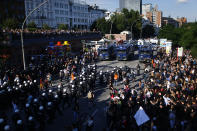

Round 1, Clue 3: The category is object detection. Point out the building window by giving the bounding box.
[55,10,59,14]
[60,10,63,15]
[65,4,68,9]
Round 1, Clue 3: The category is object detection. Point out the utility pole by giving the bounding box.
[21,0,49,70]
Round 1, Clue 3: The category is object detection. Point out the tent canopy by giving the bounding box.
[63,41,70,46]
[56,41,63,46]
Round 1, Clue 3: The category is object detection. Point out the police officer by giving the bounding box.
[137,64,140,76]
[53,94,62,115]
[16,119,24,131]
[37,105,46,130]
[46,101,54,123]
[62,87,70,110]
[27,116,35,131]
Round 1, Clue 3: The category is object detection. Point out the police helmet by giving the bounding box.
[15,109,19,113]
[42,93,46,96]
[4,125,10,131]
[25,103,30,108]
[39,106,44,111]
[33,98,38,103]
[28,116,33,121]
[48,102,52,106]
[17,120,22,125]
[63,88,67,93]
[54,95,58,98]
[0,118,4,123]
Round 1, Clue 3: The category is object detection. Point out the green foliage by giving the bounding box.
[42,24,51,30]
[94,18,110,34]
[110,35,115,40]
[2,18,19,29]
[191,46,197,58]
[27,21,37,29]
[58,24,68,30]
[159,22,197,57]
[142,25,155,38]
[90,8,142,39]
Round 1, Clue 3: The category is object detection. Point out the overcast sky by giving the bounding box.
[86,0,197,22]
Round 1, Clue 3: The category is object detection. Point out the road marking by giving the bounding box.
[83,109,98,126]
[91,109,98,117]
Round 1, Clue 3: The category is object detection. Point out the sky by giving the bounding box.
[86,0,197,22]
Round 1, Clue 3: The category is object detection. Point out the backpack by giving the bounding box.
[88,92,92,99]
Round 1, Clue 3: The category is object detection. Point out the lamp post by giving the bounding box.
[21,0,49,70]
[131,18,141,40]
[110,20,114,40]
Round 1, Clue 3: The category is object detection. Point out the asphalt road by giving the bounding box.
[45,59,146,131]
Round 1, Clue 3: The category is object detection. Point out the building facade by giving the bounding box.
[24,0,105,29]
[146,5,162,27]
[88,5,105,28]
[162,17,179,28]
[142,4,152,17]
[119,0,142,14]
[177,17,187,27]
[0,0,25,26]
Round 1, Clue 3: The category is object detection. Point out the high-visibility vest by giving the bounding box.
[71,73,74,80]
[114,73,118,80]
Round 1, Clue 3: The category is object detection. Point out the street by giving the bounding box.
[45,60,146,131]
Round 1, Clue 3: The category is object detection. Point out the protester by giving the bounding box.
[104,49,197,131]
[0,45,197,131]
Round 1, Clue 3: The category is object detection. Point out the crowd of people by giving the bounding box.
[0,51,97,131]
[1,29,101,41]
[103,49,197,131]
[1,44,197,131]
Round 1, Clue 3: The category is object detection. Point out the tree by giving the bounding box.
[2,18,19,29]
[158,22,197,57]
[142,25,155,38]
[90,8,142,39]
[95,18,110,34]
[27,21,37,28]
[42,24,51,30]
[58,24,68,30]
[90,21,97,31]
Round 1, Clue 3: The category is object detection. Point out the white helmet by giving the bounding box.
[26,103,30,108]
[39,106,44,110]
[4,125,10,131]
[17,120,22,125]
[28,116,33,121]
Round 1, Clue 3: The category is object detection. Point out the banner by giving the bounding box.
[134,106,150,126]
[160,39,167,47]
[166,41,172,55]
[177,47,183,57]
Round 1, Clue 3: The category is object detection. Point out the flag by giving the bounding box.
[134,106,150,126]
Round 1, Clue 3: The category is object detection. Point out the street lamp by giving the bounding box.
[21,0,49,70]
[131,18,141,40]
[110,20,114,40]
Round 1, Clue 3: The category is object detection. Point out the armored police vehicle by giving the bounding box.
[116,44,134,61]
[98,44,116,60]
[138,44,153,63]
